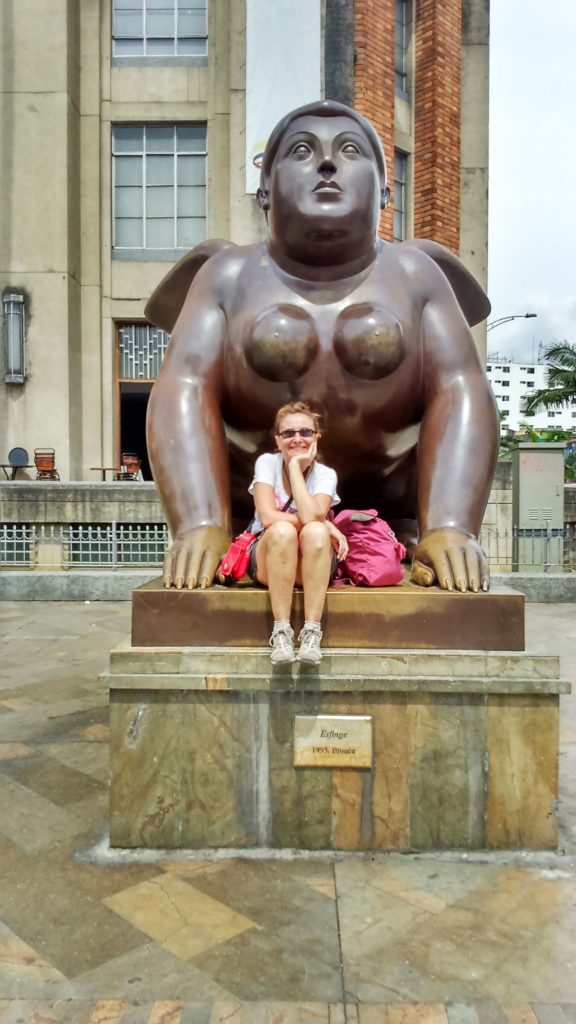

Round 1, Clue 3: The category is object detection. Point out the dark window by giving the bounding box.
[112,123,207,256]
[394,0,411,95]
[393,150,408,243]
[113,0,207,59]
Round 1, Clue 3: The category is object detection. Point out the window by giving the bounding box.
[486,365,492,372]
[527,367,535,374]
[112,124,207,257]
[501,396,510,402]
[502,381,510,387]
[118,323,170,378]
[113,0,207,60]
[526,382,534,388]
[502,366,510,373]
[393,151,408,243]
[394,0,411,94]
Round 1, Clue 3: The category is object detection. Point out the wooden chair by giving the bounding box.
[34,448,60,480]
[114,452,142,481]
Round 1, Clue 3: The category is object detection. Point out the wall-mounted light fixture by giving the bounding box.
[3,292,26,383]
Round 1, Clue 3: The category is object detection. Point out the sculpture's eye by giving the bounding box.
[292,142,312,157]
[341,141,360,155]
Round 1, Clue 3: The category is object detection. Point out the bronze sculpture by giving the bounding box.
[146,101,499,593]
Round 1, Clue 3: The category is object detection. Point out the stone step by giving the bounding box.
[108,670,570,695]
[111,642,559,680]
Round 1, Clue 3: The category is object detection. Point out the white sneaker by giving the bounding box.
[298,624,323,664]
[269,625,296,664]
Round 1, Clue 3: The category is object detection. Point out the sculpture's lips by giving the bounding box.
[313,180,342,192]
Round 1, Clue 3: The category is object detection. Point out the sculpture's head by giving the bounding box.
[256,101,390,245]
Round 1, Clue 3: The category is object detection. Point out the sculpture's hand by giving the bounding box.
[163,525,231,590]
[410,528,489,593]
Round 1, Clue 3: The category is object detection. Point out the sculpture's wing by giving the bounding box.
[403,239,491,327]
[144,239,237,333]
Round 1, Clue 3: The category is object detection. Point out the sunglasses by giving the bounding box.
[278,428,317,439]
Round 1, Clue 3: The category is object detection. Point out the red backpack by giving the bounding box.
[332,509,406,587]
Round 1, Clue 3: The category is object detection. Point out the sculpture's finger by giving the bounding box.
[430,550,454,591]
[465,545,481,593]
[477,546,490,591]
[447,545,468,593]
[186,543,206,590]
[410,558,436,588]
[174,543,191,590]
[163,545,175,588]
[199,547,220,589]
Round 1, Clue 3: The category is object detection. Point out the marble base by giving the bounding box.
[131,578,525,651]
[109,645,569,851]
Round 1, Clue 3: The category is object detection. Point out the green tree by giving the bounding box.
[522,341,576,416]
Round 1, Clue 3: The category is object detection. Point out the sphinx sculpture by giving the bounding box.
[145,100,499,593]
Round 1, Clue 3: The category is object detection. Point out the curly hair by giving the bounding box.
[273,401,322,435]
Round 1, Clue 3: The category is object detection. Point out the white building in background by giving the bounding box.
[486,356,576,433]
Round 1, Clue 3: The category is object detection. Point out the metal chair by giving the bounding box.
[34,448,60,480]
[1,447,30,480]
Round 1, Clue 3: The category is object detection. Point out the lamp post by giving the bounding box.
[487,313,537,332]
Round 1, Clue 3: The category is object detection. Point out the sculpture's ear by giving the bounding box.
[256,187,270,211]
[380,185,391,209]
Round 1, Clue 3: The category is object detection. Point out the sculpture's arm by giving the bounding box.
[147,262,231,589]
[411,268,499,592]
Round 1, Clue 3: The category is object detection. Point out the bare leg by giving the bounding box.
[255,521,299,621]
[298,521,332,621]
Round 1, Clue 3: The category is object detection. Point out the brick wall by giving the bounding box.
[413,0,462,251]
[354,0,396,241]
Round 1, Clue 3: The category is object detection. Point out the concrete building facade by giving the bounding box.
[1,0,490,482]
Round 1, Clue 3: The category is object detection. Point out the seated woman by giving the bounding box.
[248,402,348,665]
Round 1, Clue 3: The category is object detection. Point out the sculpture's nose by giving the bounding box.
[318,153,337,177]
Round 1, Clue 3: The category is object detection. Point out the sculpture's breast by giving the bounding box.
[244,304,319,382]
[334,304,405,380]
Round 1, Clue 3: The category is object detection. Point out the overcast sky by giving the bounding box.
[487,0,576,362]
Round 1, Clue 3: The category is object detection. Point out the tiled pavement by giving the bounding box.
[0,600,575,1024]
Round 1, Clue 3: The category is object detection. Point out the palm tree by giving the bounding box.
[522,342,576,416]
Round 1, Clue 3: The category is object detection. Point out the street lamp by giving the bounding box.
[3,292,26,383]
[487,313,537,332]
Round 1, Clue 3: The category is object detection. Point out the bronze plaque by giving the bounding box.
[294,714,373,769]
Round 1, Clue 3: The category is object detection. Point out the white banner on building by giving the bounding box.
[245,0,322,194]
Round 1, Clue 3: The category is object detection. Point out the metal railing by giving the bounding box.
[479,523,576,572]
[1,521,575,573]
[0,523,168,570]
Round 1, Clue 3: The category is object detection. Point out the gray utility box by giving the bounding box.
[512,442,565,572]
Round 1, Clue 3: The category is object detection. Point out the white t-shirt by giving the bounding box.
[248,452,340,534]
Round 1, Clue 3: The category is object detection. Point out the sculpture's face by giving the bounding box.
[267,114,382,232]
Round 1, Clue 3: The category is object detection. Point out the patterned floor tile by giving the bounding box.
[103,875,258,960]
[0,602,576,1015]
[63,942,234,1002]
[0,775,87,853]
[190,926,343,1003]
[0,921,66,998]
[1,754,106,808]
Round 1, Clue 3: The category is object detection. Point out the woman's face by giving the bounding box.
[275,412,318,463]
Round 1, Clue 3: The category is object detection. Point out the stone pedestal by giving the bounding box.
[109,644,568,851]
